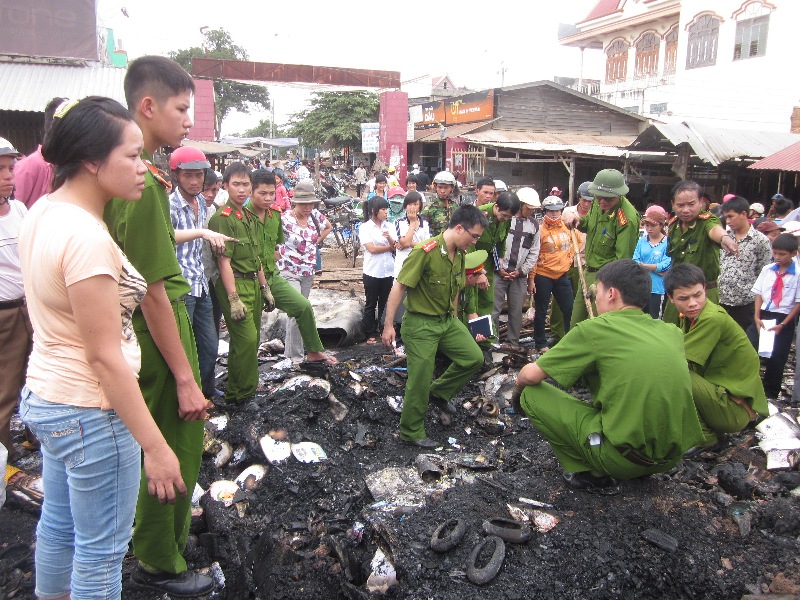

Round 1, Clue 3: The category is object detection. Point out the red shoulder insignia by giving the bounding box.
[483,211,489,217]
[697,212,712,220]
[143,159,172,192]
[221,207,232,217]
[668,215,679,225]
[617,210,628,227]
[235,210,243,220]
[270,203,283,212]
[423,240,438,253]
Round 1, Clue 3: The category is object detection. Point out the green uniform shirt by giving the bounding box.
[667,213,722,282]
[681,301,768,414]
[247,204,285,276]
[398,234,466,316]
[208,201,262,274]
[104,150,190,301]
[536,309,703,461]
[474,202,510,264]
[423,197,454,237]
[579,197,640,269]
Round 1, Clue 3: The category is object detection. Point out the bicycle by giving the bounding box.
[348,217,361,268]
[320,196,358,258]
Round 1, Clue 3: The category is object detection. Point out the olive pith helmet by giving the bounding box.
[588,169,629,198]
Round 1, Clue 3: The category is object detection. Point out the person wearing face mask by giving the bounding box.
[563,169,640,326]
[532,196,575,353]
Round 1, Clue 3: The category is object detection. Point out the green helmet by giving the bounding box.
[588,169,628,198]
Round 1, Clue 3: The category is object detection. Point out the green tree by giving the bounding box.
[170,29,270,137]
[240,118,288,138]
[289,91,379,150]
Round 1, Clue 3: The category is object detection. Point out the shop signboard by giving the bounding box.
[445,90,495,125]
[361,123,380,153]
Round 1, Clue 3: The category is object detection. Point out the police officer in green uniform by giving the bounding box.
[665,264,767,446]
[513,260,704,494]
[208,163,271,403]
[382,205,489,448]
[564,169,640,327]
[662,180,740,325]
[474,191,518,319]
[247,174,336,364]
[423,170,458,237]
[104,56,216,595]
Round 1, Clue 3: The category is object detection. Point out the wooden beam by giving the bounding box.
[191,58,401,88]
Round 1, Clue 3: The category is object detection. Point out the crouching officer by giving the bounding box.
[382,206,489,448]
[208,163,272,403]
[513,260,704,494]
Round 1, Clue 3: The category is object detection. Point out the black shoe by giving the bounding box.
[402,437,441,449]
[562,471,620,496]
[430,394,456,415]
[131,567,214,597]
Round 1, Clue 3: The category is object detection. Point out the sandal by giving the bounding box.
[303,353,338,366]
[5,466,43,513]
[366,338,379,345]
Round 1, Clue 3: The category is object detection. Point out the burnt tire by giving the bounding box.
[481,517,533,544]
[466,535,505,585]
[430,518,467,552]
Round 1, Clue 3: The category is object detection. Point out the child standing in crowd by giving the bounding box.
[749,233,800,399]
[633,205,672,318]
[360,196,395,344]
[273,170,291,211]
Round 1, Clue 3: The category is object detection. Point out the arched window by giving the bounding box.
[605,39,629,83]
[664,25,679,74]
[686,13,720,69]
[733,2,773,60]
[634,32,660,78]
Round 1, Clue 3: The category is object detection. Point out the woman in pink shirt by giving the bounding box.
[18,97,186,599]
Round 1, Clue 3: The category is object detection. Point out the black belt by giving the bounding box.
[171,295,187,304]
[0,298,25,310]
[233,271,258,280]
[706,280,717,289]
[615,446,669,468]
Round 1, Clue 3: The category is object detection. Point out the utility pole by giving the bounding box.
[270,98,275,161]
[499,61,507,87]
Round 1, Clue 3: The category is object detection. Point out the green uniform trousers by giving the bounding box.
[689,371,751,445]
[267,271,324,353]
[569,270,598,328]
[217,278,262,402]
[520,382,680,480]
[663,288,719,325]
[549,266,580,341]
[400,313,483,440]
[132,302,204,574]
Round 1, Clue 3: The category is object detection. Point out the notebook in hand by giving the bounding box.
[468,315,494,338]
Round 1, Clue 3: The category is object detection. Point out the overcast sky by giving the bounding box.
[95,0,603,136]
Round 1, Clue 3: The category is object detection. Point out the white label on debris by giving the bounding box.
[291,442,328,463]
[260,435,292,464]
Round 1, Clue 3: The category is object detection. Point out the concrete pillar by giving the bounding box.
[379,91,409,186]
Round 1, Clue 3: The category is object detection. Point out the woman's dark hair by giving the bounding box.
[403,191,423,210]
[375,174,387,184]
[42,96,135,191]
[369,196,389,218]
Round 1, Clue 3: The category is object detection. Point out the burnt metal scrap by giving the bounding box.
[173,335,800,599]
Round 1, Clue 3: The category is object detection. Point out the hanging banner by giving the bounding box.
[361,123,380,153]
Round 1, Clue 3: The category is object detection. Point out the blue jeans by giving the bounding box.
[19,387,141,599]
[534,273,573,349]
[185,291,218,397]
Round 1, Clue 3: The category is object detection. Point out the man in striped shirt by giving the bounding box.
[169,146,231,400]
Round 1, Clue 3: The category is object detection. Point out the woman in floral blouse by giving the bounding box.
[278,194,332,361]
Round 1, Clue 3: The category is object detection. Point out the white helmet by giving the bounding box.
[517,187,541,208]
[433,171,456,186]
[494,179,508,192]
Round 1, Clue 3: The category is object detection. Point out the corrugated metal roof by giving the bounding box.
[0,62,126,112]
[748,140,800,172]
[628,121,800,166]
[461,129,637,158]
[414,119,498,142]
